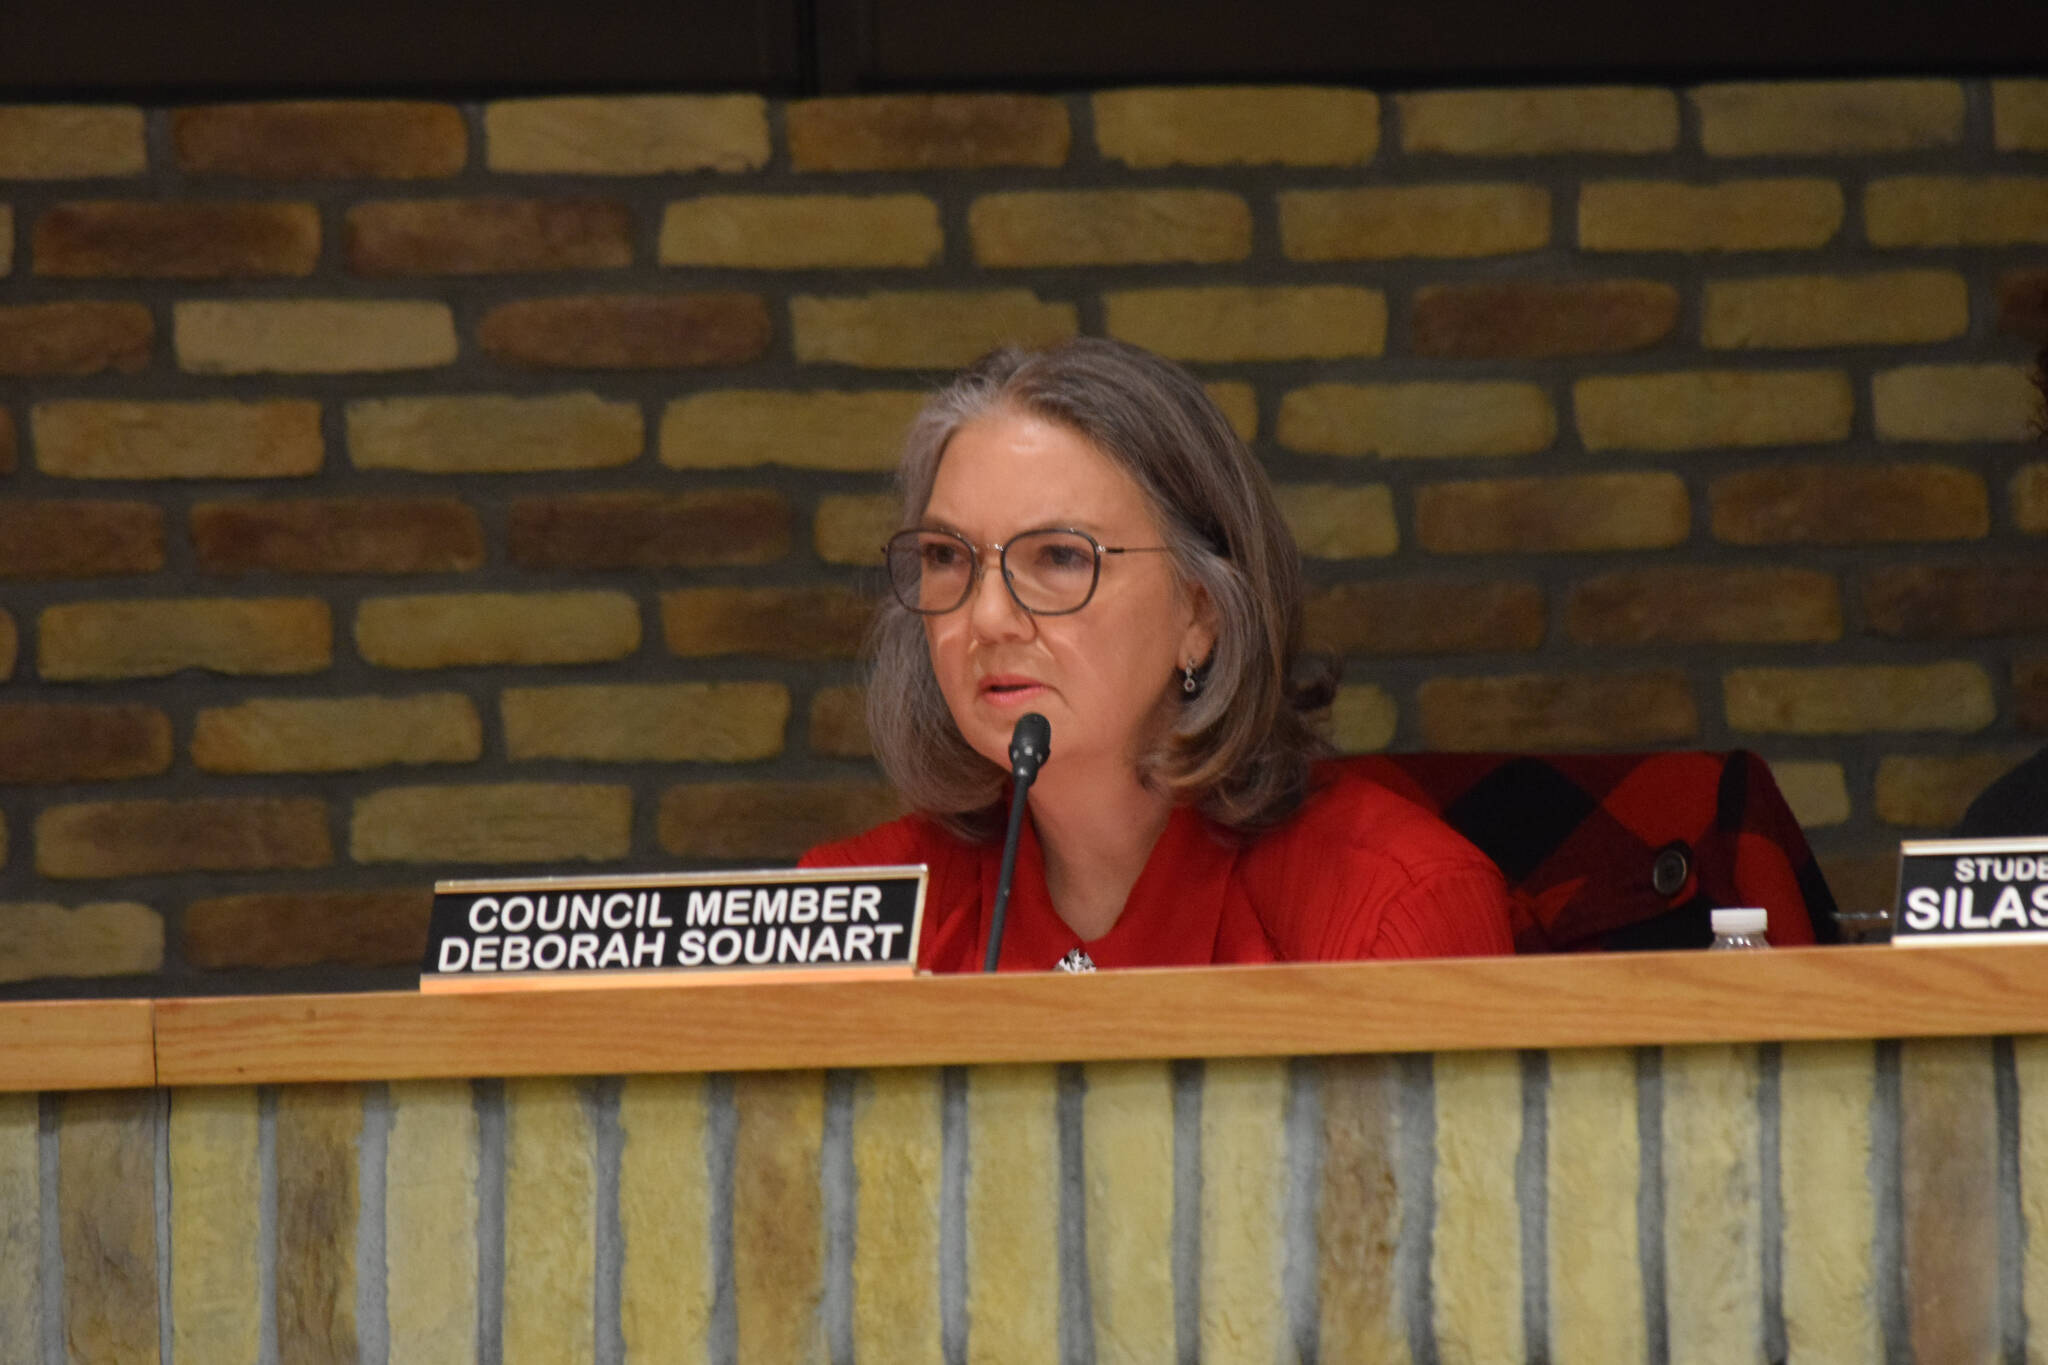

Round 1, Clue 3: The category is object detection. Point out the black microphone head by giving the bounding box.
[1009,712,1051,782]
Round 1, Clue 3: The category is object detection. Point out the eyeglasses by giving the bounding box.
[883,527,1172,616]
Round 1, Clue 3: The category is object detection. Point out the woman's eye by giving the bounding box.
[921,542,964,568]
[1038,544,1090,572]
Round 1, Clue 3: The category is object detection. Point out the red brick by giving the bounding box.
[1710,465,1988,545]
[0,704,170,783]
[183,890,430,969]
[1996,268,2048,342]
[172,101,466,179]
[1410,280,1679,358]
[0,303,152,376]
[1304,580,1545,655]
[1862,562,2048,637]
[657,781,901,860]
[660,587,869,659]
[192,498,483,576]
[0,500,163,578]
[1416,474,1690,553]
[1419,671,1699,750]
[35,797,332,878]
[1566,567,1843,645]
[33,201,319,278]
[788,95,1069,171]
[508,491,790,570]
[0,409,14,474]
[0,611,14,679]
[2018,656,2048,733]
[478,293,770,370]
[346,198,634,276]
[808,687,871,758]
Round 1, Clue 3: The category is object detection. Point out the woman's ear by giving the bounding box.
[1180,582,1219,669]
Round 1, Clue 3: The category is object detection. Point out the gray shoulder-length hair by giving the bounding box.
[867,337,1334,842]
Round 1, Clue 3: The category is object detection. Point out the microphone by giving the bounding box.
[984,713,1051,973]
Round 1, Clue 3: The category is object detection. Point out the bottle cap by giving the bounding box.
[1711,907,1769,937]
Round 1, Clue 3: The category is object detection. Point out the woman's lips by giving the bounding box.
[977,676,1047,706]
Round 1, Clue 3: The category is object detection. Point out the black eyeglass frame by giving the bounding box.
[882,526,1174,617]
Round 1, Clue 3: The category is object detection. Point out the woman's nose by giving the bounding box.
[965,553,1031,640]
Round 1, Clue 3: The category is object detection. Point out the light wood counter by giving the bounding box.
[0,998,154,1091]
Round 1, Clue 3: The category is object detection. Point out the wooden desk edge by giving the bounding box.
[0,998,156,1092]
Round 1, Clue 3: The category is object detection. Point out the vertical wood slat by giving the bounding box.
[965,1063,1061,1365]
[1081,1060,1175,1365]
[275,1084,363,1365]
[1661,1044,1764,1365]
[1779,1040,1880,1365]
[852,1067,943,1365]
[1317,1054,1406,1364]
[1430,1051,1522,1365]
[1546,1048,1645,1364]
[731,1069,827,1365]
[1900,1037,2000,1365]
[168,1087,261,1365]
[1199,1057,1290,1365]
[620,1074,713,1365]
[2014,1037,2048,1365]
[386,1080,480,1365]
[0,1093,40,1365]
[503,1077,596,1365]
[60,1090,161,1365]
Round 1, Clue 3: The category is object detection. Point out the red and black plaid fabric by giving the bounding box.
[1340,751,1840,953]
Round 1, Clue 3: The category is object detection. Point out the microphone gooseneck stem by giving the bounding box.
[984,776,1033,973]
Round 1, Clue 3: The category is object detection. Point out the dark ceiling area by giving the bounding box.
[4,0,2048,100]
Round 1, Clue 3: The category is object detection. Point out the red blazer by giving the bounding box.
[800,762,1515,973]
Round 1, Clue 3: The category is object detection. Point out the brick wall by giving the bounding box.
[1,80,2045,995]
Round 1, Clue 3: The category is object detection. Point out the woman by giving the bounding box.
[802,338,1514,971]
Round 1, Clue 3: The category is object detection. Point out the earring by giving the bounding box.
[1182,659,1199,695]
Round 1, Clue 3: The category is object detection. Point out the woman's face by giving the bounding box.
[919,407,1214,787]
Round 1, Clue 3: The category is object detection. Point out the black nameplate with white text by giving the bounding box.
[1893,837,2048,947]
[423,866,927,991]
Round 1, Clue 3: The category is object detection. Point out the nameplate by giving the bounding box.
[1893,837,2048,947]
[422,866,927,993]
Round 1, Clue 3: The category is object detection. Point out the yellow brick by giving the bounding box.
[1576,370,1852,452]
[1661,1046,1762,1365]
[1279,380,1554,457]
[732,1071,826,1365]
[486,95,768,174]
[1104,285,1385,362]
[169,1088,260,1365]
[1780,1042,1879,1360]
[1693,79,1963,155]
[1769,760,1851,828]
[1899,1038,2000,1364]
[1399,86,1677,154]
[193,693,480,772]
[2016,1039,2048,1365]
[59,1092,160,1363]
[815,493,897,565]
[1866,176,2048,247]
[1093,86,1378,167]
[792,290,1077,369]
[0,902,162,983]
[386,1081,480,1365]
[1873,364,2038,443]
[1993,79,2048,151]
[853,1071,943,1365]
[356,590,639,669]
[351,783,632,863]
[1280,184,1549,260]
[2018,464,2048,535]
[660,390,923,471]
[966,1065,1059,1365]
[1273,484,1398,558]
[1703,270,1968,349]
[0,1092,37,1355]
[1330,684,1398,752]
[1875,750,2035,828]
[1724,663,1995,735]
[350,393,640,473]
[1548,1048,1644,1363]
[969,189,1250,266]
[502,682,788,762]
[1580,178,1843,251]
[0,206,11,277]
[1083,1061,1174,1365]
[1431,1052,1523,1365]
[40,597,331,681]
[175,299,456,374]
[620,1076,711,1365]
[34,399,323,479]
[274,1085,362,1363]
[1200,1058,1289,1361]
[0,612,12,682]
[0,105,145,178]
[1204,381,1257,442]
[503,1078,595,1365]
[660,194,940,269]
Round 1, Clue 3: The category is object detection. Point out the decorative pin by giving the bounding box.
[1055,948,1097,973]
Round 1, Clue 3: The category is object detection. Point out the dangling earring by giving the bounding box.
[1182,658,1199,695]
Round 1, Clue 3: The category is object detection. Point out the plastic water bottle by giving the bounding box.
[1709,907,1770,950]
